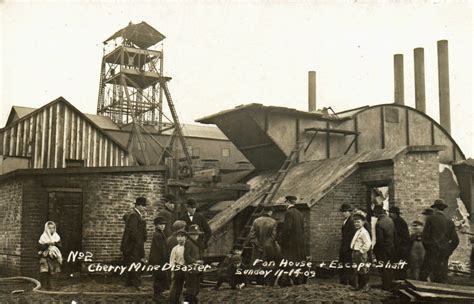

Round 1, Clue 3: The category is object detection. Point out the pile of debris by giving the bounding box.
[398,280,474,302]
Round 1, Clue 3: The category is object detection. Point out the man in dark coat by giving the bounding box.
[421,199,460,283]
[179,198,212,251]
[121,197,148,290]
[339,203,356,287]
[184,224,205,304]
[157,193,177,238]
[373,205,395,291]
[280,196,306,285]
[149,216,168,301]
[249,206,279,285]
[389,206,410,280]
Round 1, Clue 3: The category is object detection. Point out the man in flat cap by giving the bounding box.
[373,205,395,291]
[157,193,178,238]
[338,203,356,287]
[421,199,459,283]
[121,196,148,290]
[179,198,212,252]
[389,206,410,280]
[280,195,306,285]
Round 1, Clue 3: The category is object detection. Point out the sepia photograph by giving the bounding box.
[0,1,473,303]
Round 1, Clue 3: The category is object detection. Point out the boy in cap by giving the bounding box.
[350,213,372,291]
[169,230,187,304]
[120,196,147,290]
[214,245,245,290]
[167,220,188,259]
[184,224,205,304]
[408,220,425,280]
[149,216,168,301]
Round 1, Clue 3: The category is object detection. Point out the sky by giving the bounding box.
[1,1,473,156]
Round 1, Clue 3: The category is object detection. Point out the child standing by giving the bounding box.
[350,213,372,292]
[149,216,168,302]
[38,221,62,290]
[408,220,425,280]
[184,225,205,304]
[169,230,187,304]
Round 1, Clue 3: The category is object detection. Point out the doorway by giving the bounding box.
[47,190,83,273]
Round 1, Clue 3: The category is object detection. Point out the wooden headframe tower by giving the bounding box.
[97,21,193,175]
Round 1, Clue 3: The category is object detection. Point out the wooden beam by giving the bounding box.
[167,179,250,191]
[304,127,359,136]
[237,142,272,151]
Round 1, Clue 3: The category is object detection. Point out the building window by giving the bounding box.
[193,147,200,157]
[222,148,230,158]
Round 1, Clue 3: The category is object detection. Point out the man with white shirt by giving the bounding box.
[120,196,148,290]
[351,213,372,292]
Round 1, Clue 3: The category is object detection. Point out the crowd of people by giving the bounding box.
[35,193,461,302]
[338,198,460,292]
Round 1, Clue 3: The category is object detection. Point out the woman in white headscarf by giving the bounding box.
[38,221,62,290]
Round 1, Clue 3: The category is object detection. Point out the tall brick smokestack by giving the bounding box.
[437,40,451,134]
[394,54,404,105]
[414,48,426,113]
[308,71,316,112]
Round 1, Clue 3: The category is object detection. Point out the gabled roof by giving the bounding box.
[4,104,120,131]
[1,97,129,152]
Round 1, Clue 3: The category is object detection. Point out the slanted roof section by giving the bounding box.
[197,103,345,125]
[104,21,165,49]
[209,146,408,232]
[84,114,120,130]
[5,106,35,126]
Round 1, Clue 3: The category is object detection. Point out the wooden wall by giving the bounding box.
[0,101,132,169]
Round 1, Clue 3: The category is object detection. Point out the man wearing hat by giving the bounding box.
[120,196,148,290]
[408,220,425,280]
[338,203,356,287]
[180,198,212,252]
[280,196,306,285]
[388,206,410,280]
[149,216,168,300]
[183,224,205,304]
[373,205,395,291]
[421,199,459,283]
[157,193,178,238]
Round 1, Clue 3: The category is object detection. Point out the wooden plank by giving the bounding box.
[81,117,86,160]
[167,179,250,191]
[63,106,68,167]
[75,113,80,159]
[1,130,6,155]
[92,130,97,166]
[17,121,23,156]
[304,127,359,135]
[180,189,242,202]
[98,134,103,166]
[40,110,47,168]
[409,289,474,301]
[70,111,76,159]
[57,103,65,168]
[406,280,474,297]
[86,125,91,166]
[46,106,53,167]
[45,108,51,168]
[9,124,15,156]
[52,103,59,168]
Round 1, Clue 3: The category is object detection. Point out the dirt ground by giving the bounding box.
[1,273,472,303]
[0,274,394,304]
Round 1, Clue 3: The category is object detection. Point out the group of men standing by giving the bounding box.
[248,195,307,286]
[339,198,459,291]
[120,194,212,303]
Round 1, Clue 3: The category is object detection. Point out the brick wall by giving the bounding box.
[393,151,440,226]
[1,166,165,276]
[0,177,23,275]
[307,165,394,262]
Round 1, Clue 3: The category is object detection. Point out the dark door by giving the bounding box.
[48,191,83,273]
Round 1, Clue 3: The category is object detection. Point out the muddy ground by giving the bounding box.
[1,273,471,303]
